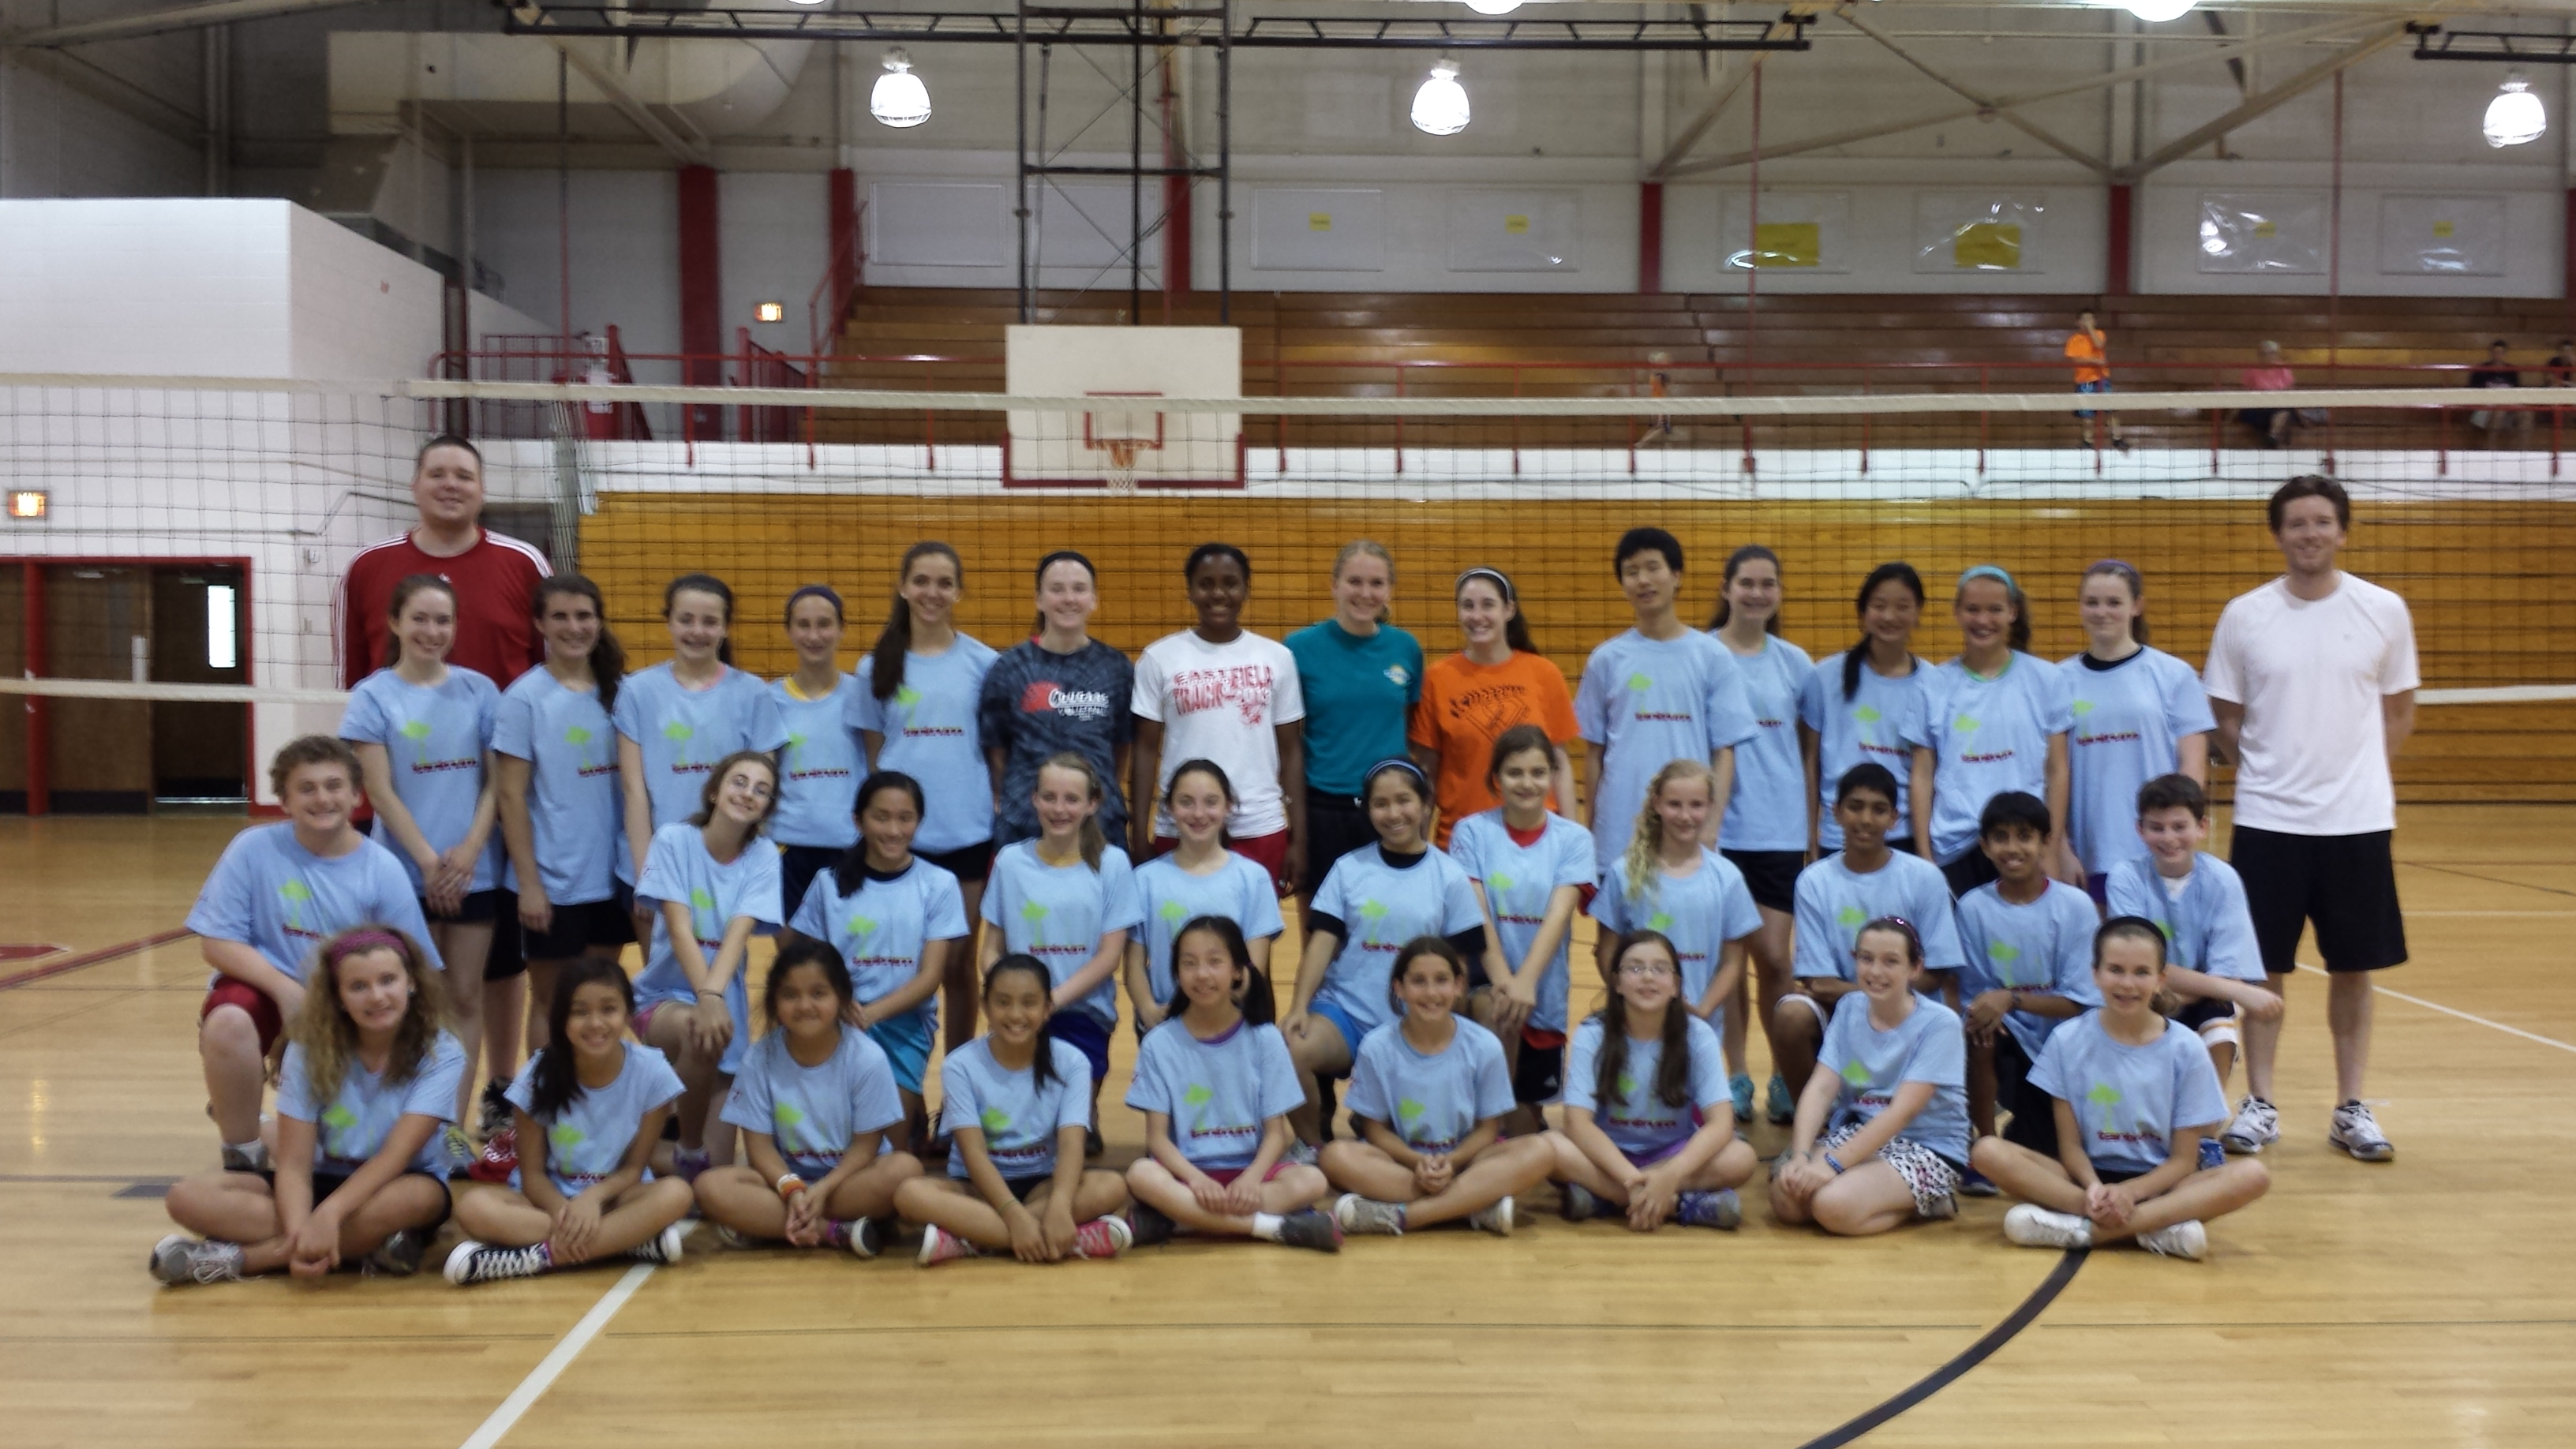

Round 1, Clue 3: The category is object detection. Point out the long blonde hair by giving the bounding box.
[290,926,447,1106]
[1037,751,1108,871]
[1621,758,1717,901]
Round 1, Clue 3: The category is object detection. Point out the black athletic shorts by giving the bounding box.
[2230,825,2407,974]
[778,844,841,923]
[260,1167,453,1230]
[421,889,501,926]
[1511,1032,1565,1105]
[521,890,638,961]
[1721,848,1803,915]
[1301,792,1378,897]
[918,840,996,886]
[1941,845,2001,898]
[485,893,526,979]
[1992,1030,2061,1159]
[2174,995,2237,1032]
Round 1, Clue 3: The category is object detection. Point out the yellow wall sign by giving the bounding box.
[2254,219,2278,238]
[2433,219,2457,238]
[1309,212,1332,231]
[1753,220,1822,268]
[1504,214,1530,234]
[1953,222,2022,270]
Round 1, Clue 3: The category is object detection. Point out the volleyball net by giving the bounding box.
[2,373,2570,806]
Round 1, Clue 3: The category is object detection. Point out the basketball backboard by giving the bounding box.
[1004,325,1241,488]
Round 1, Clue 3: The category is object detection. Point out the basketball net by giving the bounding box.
[1102,437,1140,495]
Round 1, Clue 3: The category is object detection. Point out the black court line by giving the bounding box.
[605,1318,2003,1339]
[2402,861,2576,900]
[0,927,193,990]
[1792,1249,2088,1449]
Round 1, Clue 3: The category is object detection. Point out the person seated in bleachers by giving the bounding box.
[2467,339,2528,434]
[2237,341,2298,449]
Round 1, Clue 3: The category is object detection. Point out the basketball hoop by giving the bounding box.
[1101,438,1140,495]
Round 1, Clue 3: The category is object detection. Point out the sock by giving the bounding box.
[821,1219,851,1249]
[1392,1204,1410,1231]
[223,1138,261,1158]
[534,1241,555,1267]
[1250,1212,1285,1241]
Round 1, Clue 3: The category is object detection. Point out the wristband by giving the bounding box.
[2006,990,2022,1013]
[775,1174,807,1199]
[1822,1152,1848,1175]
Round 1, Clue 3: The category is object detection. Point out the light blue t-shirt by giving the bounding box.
[1125,1018,1305,1170]
[2105,852,2264,983]
[788,858,969,1030]
[277,1031,467,1178]
[633,821,784,1076]
[1716,635,1816,852]
[1563,1013,1729,1159]
[938,1036,1095,1180]
[1284,619,1425,796]
[2030,1011,2230,1175]
[1954,880,2106,1059]
[1589,848,1762,1012]
[2058,648,2216,878]
[1346,1017,1515,1155]
[850,638,1000,852]
[340,666,502,895]
[1902,653,2075,865]
[185,822,444,986]
[1790,849,1967,982]
[611,662,788,875]
[1309,843,1488,1039]
[492,668,629,904]
[1797,651,1932,850]
[769,675,865,850]
[1447,809,1597,1033]
[982,840,1144,1028]
[1819,991,1971,1163]
[1574,629,1761,875]
[1132,851,1286,1007]
[720,1023,906,1177]
[503,1043,686,1196]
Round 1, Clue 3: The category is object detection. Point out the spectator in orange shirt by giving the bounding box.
[2064,309,2129,451]
[2237,340,2299,448]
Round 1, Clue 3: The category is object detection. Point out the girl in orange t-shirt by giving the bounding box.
[1409,568,1581,848]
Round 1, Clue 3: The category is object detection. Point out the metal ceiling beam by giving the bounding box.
[2412,25,2576,62]
[1647,2,1833,180]
[2121,22,2409,179]
[1,0,373,48]
[500,4,1816,51]
[550,41,711,167]
[1665,9,2418,178]
[1836,6,2109,178]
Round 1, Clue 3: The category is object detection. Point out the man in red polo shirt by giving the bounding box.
[336,433,551,1140]
[338,435,549,688]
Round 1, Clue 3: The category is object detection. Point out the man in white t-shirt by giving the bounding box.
[2203,476,2417,1164]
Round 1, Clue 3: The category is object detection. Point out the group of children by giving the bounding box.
[154,530,2283,1286]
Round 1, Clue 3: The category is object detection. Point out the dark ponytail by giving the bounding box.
[1706,545,1784,635]
[871,541,964,701]
[535,575,626,715]
[2083,560,2151,646]
[525,958,635,1119]
[1593,930,1694,1110]
[1841,562,1925,702]
[1163,915,1272,1026]
[983,954,1063,1091]
[1455,567,1538,653]
[663,572,736,667]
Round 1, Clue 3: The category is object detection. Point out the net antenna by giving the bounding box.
[1084,391,1165,496]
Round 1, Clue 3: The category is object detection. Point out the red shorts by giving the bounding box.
[1204,1160,1291,1187]
[201,978,286,1058]
[1153,829,1291,895]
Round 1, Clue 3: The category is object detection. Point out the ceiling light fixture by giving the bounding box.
[1411,55,1470,136]
[2121,1,2196,21]
[871,48,931,129]
[2485,73,2546,148]
[1464,0,1523,14]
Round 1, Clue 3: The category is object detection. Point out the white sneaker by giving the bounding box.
[2219,1096,2279,1155]
[1331,1193,1407,1236]
[1466,1196,1515,1237]
[628,1223,686,1265]
[2003,1204,2093,1251]
[444,1240,552,1286]
[2328,1100,2394,1163]
[149,1234,245,1286]
[2138,1219,2207,1261]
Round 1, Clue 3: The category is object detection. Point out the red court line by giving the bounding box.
[0,928,193,990]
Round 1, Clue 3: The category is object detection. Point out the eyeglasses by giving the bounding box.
[1619,963,1676,979]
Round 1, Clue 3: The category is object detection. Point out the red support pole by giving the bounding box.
[677,164,724,437]
[23,561,47,817]
[828,165,859,316]
[1638,181,1664,295]
[2328,72,2344,370]
[1744,65,1761,367]
[2107,182,2134,296]
[1161,51,1190,316]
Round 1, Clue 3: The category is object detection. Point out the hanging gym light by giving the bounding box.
[1411,55,1470,136]
[871,48,931,128]
[1464,0,1523,13]
[2121,1,2196,22]
[2485,73,2547,148]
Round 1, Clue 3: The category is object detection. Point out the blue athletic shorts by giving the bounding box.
[1049,1009,1112,1083]
[867,1009,934,1095]
[1306,996,1368,1080]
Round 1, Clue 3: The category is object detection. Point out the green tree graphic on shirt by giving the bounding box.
[1626,672,1653,695]
[549,1123,586,1159]
[1854,702,1885,744]
[1647,910,1675,932]
[1953,713,1982,735]
[1357,899,1391,944]
[773,1102,812,1150]
[1159,900,1188,927]
[689,886,718,938]
[1841,1059,1873,1089]
[1488,871,1517,893]
[278,878,313,930]
[320,1103,358,1151]
[843,912,878,942]
[1989,940,2023,985]
[1614,1072,1638,1099]
[1398,1098,1428,1140]
[1183,1083,1215,1133]
[2084,1082,2122,1129]
[399,717,432,767]
[1837,904,1867,931]
[894,683,924,731]
[662,721,695,767]
[784,732,809,769]
[564,724,596,765]
[979,1106,1012,1137]
[2072,699,2096,718]
[1019,899,1050,945]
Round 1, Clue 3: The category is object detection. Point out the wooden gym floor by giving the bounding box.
[2,807,2570,1448]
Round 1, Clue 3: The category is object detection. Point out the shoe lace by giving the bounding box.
[189,1245,238,1284]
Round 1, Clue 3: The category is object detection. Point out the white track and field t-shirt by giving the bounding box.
[2202,574,2418,837]
[1132,629,1306,839]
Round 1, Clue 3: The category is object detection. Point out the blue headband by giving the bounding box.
[1363,757,1430,798]
[1957,564,2018,593]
